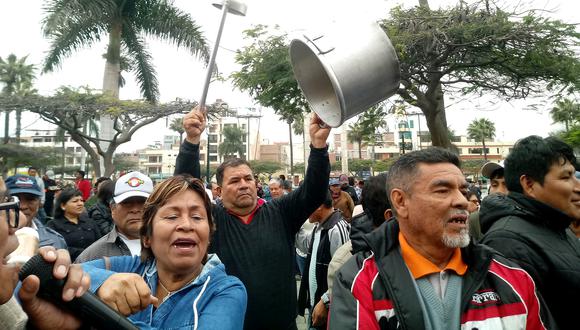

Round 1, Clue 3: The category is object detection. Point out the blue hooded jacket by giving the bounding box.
[82,254,247,329]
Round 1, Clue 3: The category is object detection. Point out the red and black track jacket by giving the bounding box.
[328,220,556,329]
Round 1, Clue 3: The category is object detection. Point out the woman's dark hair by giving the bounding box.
[54,188,83,219]
[361,174,390,227]
[466,190,480,203]
[97,180,115,204]
[94,177,111,188]
[140,175,214,262]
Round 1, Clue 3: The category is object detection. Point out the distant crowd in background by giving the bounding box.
[0,107,579,329]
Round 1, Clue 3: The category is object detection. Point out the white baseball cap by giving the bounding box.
[481,161,505,178]
[113,171,153,203]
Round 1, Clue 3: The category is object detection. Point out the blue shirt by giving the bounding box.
[82,254,247,329]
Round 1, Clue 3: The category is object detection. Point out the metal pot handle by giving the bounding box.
[304,35,335,55]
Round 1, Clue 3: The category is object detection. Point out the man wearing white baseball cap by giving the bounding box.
[75,171,153,263]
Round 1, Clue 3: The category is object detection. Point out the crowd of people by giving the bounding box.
[0,106,579,329]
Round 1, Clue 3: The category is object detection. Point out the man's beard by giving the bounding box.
[442,227,470,248]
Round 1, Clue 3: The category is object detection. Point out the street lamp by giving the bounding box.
[199,0,247,109]
[201,0,247,183]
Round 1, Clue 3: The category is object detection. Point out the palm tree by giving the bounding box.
[0,54,36,144]
[348,121,365,159]
[42,0,210,170]
[467,118,496,160]
[42,0,209,103]
[219,125,246,160]
[169,117,184,144]
[550,98,580,132]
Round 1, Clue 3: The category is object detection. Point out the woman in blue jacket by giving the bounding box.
[82,175,247,329]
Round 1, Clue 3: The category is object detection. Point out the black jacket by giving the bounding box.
[86,201,114,238]
[175,140,330,330]
[480,192,580,330]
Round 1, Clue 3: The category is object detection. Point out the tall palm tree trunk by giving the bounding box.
[15,109,21,144]
[358,140,362,159]
[482,137,488,161]
[3,110,10,144]
[98,21,123,176]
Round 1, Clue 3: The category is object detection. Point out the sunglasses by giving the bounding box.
[0,195,20,229]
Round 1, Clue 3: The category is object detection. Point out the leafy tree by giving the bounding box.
[113,153,139,173]
[248,160,283,176]
[231,25,310,177]
[461,159,488,178]
[293,162,305,175]
[231,1,580,150]
[560,126,580,149]
[169,117,184,144]
[42,0,210,170]
[0,86,196,177]
[42,0,209,103]
[219,125,246,160]
[467,118,496,160]
[0,54,36,143]
[0,144,62,177]
[382,0,580,148]
[550,98,580,132]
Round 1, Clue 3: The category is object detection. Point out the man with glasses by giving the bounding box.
[1,184,92,330]
[5,175,67,249]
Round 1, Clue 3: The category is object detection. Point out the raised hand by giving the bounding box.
[183,106,207,144]
[97,273,159,316]
[309,113,331,148]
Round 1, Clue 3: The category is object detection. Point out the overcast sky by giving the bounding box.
[1,0,577,152]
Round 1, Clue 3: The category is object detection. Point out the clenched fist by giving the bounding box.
[183,106,206,144]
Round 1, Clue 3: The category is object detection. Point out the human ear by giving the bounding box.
[519,175,537,198]
[390,189,408,219]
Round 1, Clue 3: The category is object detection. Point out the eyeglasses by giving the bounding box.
[0,195,19,229]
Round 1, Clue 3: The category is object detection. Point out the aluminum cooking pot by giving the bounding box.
[290,22,400,127]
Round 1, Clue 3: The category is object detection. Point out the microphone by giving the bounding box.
[19,254,139,330]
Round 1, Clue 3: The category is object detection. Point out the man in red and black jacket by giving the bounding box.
[329,148,555,330]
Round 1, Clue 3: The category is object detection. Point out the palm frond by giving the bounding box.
[122,26,159,103]
[134,0,210,63]
[42,0,117,35]
[42,18,108,73]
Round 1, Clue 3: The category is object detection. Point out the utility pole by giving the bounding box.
[236,110,262,160]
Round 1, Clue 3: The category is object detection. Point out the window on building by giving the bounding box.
[209,145,218,153]
[469,148,489,154]
[66,157,74,164]
[209,156,218,162]
[399,131,412,140]
[399,142,413,151]
[208,134,218,143]
[44,138,52,142]
[66,147,75,152]
[335,154,342,162]
[148,156,160,163]
[496,148,500,154]
[409,120,414,128]
[33,138,43,143]
[75,157,81,164]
